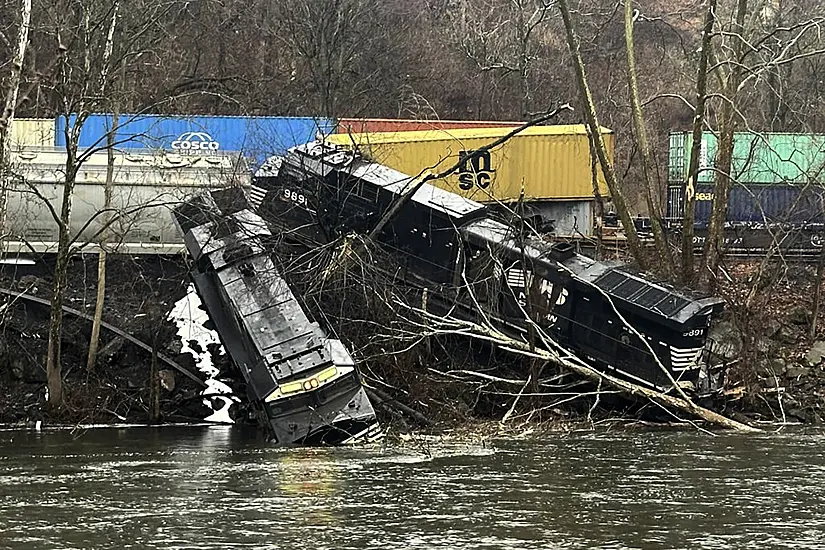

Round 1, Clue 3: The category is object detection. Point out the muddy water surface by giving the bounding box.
[0,425,823,549]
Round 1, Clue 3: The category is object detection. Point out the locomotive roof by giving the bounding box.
[254,155,283,178]
[461,218,723,326]
[588,267,724,324]
[349,161,485,219]
[287,141,487,221]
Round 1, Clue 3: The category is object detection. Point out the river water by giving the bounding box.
[0,425,823,549]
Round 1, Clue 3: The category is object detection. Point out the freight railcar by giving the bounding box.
[56,114,335,167]
[256,142,725,393]
[173,190,379,445]
[666,131,825,254]
[2,146,249,255]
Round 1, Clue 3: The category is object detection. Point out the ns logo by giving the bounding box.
[457,150,495,190]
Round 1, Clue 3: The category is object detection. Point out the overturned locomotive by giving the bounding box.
[254,142,725,394]
[173,190,379,445]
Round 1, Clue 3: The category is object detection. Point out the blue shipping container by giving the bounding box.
[667,184,825,228]
[55,114,335,166]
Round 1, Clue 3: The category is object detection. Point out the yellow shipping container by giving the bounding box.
[8,118,55,147]
[326,124,613,202]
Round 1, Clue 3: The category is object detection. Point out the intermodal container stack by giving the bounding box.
[55,114,335,167]
[667,131,825,227]
[325,125,612,237]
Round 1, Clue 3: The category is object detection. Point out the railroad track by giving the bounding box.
[568,230,825,262]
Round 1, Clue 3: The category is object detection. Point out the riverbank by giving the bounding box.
[0,255,216,425]
[0,254,822,431]
[712,260,825,424]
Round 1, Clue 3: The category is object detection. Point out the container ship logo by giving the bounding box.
[457,149,495,190]
[171,131,221,152]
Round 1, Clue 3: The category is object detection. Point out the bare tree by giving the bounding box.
[0,0,31,159]
[557,0,647,268]
[699,0,748,288]
[44,0,120,409]
[86,108,119,371]
[623,0,673,274]
[275,0,384,118]
[680,0,717,283]
[0,0,32,242]
[457,0,554,118]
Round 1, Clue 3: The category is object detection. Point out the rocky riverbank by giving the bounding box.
[0,255,221,425]
[713,261,825,424]
[1,254,823,431]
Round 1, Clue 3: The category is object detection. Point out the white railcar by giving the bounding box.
[2,146,250,254]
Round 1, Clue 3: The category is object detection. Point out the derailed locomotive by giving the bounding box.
[173,190,379,444]
[254,143,725,394]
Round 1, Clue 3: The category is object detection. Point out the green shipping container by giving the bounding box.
[668,132,825,185]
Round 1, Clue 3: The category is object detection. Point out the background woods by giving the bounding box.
[4,0,825,132]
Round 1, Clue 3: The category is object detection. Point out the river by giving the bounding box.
[0,425,823,549]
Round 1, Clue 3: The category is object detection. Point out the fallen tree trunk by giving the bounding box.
[401,301,759,433]
[366,386,432,427]
[474,322,756,432]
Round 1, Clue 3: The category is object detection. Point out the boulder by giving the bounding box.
[755,338,774,355]
[10,355,47,383]
[98,336,125,362]
[165,339,183,355]
[805,340,825,367]
[708,320,743,360]
[763,319,782,339]
[787,306,812,326]
[786,365,811,379]
[159,370,176,392]
[16,275,47,295]
[1,336,47,383]
[777,325,801,345]
[757,357,786,377]
[786,408,814,424]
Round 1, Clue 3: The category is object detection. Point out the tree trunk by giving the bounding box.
[557,0,647,269]
[149,328,160,423]
[680,0,716,284]
[624,0,672,275]
[701,112,734,288]
[700,0,748,288]
[46,155,78,410]
[811,231,825,339]
[44,0,120,409]
[0,0,33,237]
[87,111,118,371]
[0,0,32,158]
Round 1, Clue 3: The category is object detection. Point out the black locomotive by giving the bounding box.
[173,190,380,444]
[254,143,725,393]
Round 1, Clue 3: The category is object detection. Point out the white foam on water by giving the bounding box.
[168,284,238,423]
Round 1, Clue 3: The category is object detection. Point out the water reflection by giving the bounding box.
[277,450,342,527]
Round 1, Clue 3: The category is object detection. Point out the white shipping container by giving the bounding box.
[8,119,55,147]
